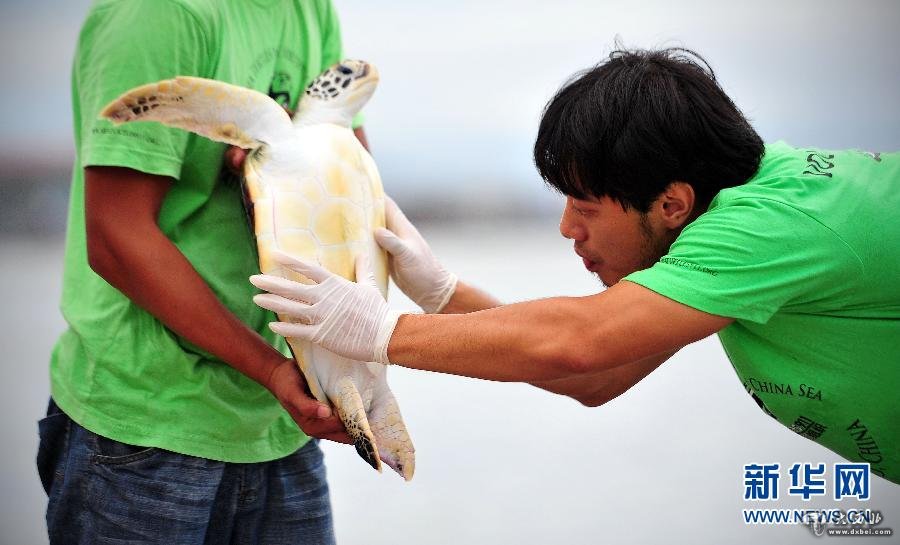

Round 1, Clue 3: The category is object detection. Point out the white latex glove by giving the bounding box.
[374,196,458,314]
[250,250,403,365]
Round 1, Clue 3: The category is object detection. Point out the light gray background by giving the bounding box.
[1,1,898,544]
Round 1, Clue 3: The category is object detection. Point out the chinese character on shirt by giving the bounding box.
[790,415,827,439]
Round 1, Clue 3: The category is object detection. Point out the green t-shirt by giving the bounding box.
[51,0,354,462]
[625,142,900,483]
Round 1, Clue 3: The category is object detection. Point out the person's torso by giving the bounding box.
[715,142,900,482]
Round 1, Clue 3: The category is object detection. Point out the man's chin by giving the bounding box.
[592,270,617,289]
[580,258,627,288]
[595,264,640,288]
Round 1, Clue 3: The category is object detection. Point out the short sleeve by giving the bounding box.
[75,0,212,179]
[316,0,364,129]
[623,198,863,324]
[318,0,343,70]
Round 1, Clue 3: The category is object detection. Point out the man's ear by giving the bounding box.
[657,181,696,229]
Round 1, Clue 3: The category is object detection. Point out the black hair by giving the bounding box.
[534,47,764,212]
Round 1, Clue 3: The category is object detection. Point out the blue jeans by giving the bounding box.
[37,399,335,545]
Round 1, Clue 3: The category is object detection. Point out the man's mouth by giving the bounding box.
[575,249,600,272]
[581,257,600,272]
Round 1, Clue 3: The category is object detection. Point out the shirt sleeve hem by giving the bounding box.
[82,146,185,180]
[621,276,773,324]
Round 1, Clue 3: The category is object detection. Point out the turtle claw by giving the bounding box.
[380,451,415,482]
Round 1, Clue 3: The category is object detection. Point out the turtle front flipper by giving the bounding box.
[100,76,293,150]
[367,376,416,481]
[334,376,382,472]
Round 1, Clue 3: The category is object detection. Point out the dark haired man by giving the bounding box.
[250,48,899,484]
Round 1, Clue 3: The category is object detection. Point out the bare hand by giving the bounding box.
[223,146,249,176]
[267,358,352,444]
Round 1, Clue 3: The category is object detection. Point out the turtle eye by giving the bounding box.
[336,65,353,75]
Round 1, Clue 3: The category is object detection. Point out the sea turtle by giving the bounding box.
[100,60,415,480]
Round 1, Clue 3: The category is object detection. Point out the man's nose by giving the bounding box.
[559,203,586,241]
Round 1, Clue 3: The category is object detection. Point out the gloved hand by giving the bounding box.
[250,250,403,365]
[374,196,458,313]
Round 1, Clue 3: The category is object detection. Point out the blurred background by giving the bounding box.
[1,0,898,543]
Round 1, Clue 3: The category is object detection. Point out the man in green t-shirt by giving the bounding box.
[249,47,899,486]
[39,1,361,543]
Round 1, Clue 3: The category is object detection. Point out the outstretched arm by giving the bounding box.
[386,281,730,382]
[85,166,350,443]
[529,349,675,405]
[251,253,732,394]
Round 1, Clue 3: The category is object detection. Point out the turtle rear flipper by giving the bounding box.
[368,380,415,481]
[334,376,382,472]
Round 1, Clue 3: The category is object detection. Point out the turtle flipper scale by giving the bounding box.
[100,76,293,149]
[334,376,382,472]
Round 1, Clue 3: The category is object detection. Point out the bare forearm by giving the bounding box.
[531,350,675,406]
[389,295,610,382]
[90,226,286,386]
[85,167,285,388]
[353,126,369,151]
[439,280,501,314]
[387,281,719,384]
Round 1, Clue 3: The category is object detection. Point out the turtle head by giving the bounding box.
[294,60,379,128]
